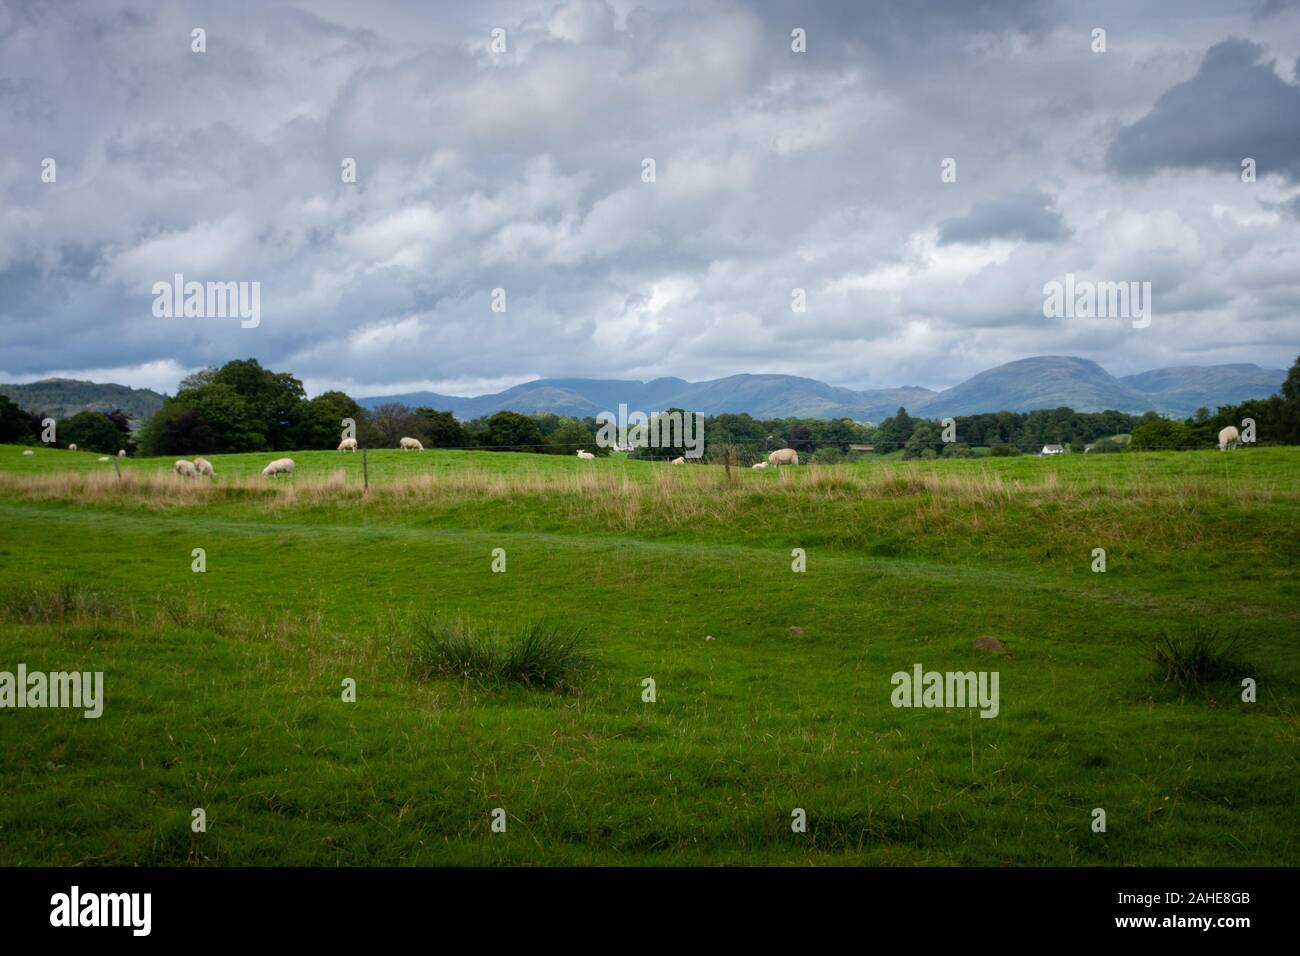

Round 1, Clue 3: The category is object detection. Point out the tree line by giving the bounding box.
[2,353,1296,459]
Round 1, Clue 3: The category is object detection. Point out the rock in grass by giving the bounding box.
[786,626,805,636]
[973,635,1007,653]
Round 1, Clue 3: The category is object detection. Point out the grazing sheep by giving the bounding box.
[194,457,214,478]
[1218,425,1240,451]
[768,447,800,466]
[22,450,33,456]
[751,461,769,469]
[118,449,126,457]
[97,456,110,462]
[671,456,686,465]
[174,459,198,478]
[576,449,595,459]
[338,437,358,452]
[68,443,77,452]
[261,457,294,478]
[399,437,424,451]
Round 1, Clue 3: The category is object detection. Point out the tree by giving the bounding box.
[296,391,365,449]
[363,404,425,449]
[413,408,468,448]
[873,407,915,452]
[0,395,34,443]
[140,405,215,456]
[178,367,219,392]
[140,384,264,455]
[547,418,600,455]
[60,411,126,454]
[484,411,545,452]
[211,358,305,449]
[902,421,941,459]
[1130,418,1190,451]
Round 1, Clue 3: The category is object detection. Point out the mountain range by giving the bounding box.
[0,356,1284,425]
[358,356,1286,421]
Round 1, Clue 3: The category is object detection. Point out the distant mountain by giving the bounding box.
[359,356,1285,421]
[360,375,936,421]
[0,378,166,423]
[912,356,1149,417]
[1117,364,1286,416]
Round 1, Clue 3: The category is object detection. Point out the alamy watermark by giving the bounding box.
[891,664,999,718]
[0,664,103,718]
[152,273,260,328]
[1043,273,1150,329]
[595,404,705,458]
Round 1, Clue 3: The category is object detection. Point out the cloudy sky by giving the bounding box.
[1,0,1298,398]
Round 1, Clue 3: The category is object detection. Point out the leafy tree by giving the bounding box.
[296,391,365,449]
[211,359,305,448]
[363,403,425,449]
[59,411,126,454]
[547,418,601,455]
[413,408,468,448]
[989,443,1019,457]
[941,441,974,459]
[484,410,545,452]
[0,395,34,443]
[1130,418,1190,451]
[902,421,942,459]
[873,407,915,452]
[140,406,215,456]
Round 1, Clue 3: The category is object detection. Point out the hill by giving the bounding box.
[0,378,165,423]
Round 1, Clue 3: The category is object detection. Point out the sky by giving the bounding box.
[1,0,1298,399]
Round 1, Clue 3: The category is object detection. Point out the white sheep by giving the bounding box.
[338,437,358,452]
[671,456,686,465]
[22,450,33,456]
[262,457,294,478]
[118,449,126,457]
[399,437,424,451]
[1218,425,1240,451]
[576,449,595,459]
[174,459,198,478]
[194,457,214,478]
[68,443,77,452]
[751,461,769,469]
[768,448,800,466]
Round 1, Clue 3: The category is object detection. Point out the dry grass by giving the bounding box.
[0,460,1282,516]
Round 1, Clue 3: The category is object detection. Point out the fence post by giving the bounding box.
[362,448,369,492]
[113,457,121,481]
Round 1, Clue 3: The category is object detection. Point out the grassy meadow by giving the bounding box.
[0,442,1296,865]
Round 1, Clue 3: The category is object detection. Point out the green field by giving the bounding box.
[0,443,1296,865]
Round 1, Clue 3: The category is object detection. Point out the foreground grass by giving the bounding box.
[0,444,1296,865]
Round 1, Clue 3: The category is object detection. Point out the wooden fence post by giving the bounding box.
[362,448,369,492]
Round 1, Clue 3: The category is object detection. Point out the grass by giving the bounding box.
[0,442,1296,865]
[1150,627,1251,692]
[410,617,594,691]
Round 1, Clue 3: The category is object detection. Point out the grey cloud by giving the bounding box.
[938,191,1070,245]
[0,0,1296,397]
[1108,38,1300,182]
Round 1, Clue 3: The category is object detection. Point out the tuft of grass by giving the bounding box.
[410,617,594,691]
[1150,627,1251,691]
[0,581,125,623]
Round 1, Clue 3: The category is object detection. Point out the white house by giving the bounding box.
[1041,444,1066,455]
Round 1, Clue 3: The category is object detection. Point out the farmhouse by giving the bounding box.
[1041,444,1065,455]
